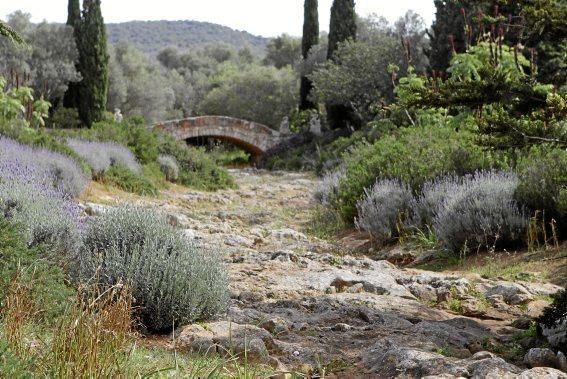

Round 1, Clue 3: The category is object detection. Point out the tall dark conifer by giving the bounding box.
[63,0,81,109]
[77,0,109,127]
[327,0,356,60]
[64,0,109,127]
[299,0,319,110]
[326,0,357,129]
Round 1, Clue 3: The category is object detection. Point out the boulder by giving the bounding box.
[486,283,533,305]
[177,321,277,363]
[518,367,567,379]
[524,348,560,369]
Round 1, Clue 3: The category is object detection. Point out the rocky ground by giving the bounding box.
[82,169,566,378]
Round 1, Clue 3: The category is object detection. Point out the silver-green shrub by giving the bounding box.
[411,175,463,228]
[157,154,179,182]
[314,168,345,207]
[67,139,140,177]
[0,180,81,256]
[355,179,414,240]
[77,206,229,332]
[432,171,528,253]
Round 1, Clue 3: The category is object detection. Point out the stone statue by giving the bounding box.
[309,113,322,136]
[279,116,290,135]
[114,108,123,123]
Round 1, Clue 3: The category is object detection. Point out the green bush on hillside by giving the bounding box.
[158,136,236,191]
[515,147,567,234]
[335,123,496,222]
[104,165,158,196]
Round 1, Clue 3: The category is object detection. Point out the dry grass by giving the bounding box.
[1,276,136,377]
[47,284,135,378]
[418,244,567,287]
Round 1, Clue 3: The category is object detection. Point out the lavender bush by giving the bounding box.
[314,168,345,206]
[355,179,414,240]
[0,137,88,197]
[76,205,229,332]
[67,139,140,177]
[411,175,463,228]
[157,154,179,182]
[432,171,528,253]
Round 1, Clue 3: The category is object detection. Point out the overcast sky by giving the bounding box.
[0,1,435,37]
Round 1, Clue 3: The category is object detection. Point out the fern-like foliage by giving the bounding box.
[0,21,26,45]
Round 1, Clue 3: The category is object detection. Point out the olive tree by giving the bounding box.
[199,62,298,128]
[310,37,403,124]
[0,11,80,104]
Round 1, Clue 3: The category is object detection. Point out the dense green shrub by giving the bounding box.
[103,165,158,196]
[77,206,229,332]
[0,216,73,324]
[356,179,414,241]
[515,147,567,234]
[55,118,235,191]
[158,136,236,191]
[46,106,81,129]
[58,117,160,165]
[432,171,528,253]
[335,124,495,222]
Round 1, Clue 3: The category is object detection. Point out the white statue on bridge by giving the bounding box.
[114,108,123,123]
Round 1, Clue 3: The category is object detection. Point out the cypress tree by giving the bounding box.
[63,0,81,109]
[326,0,357,129]
[67,0,81,26]
[78,0,108,127]
[299,0,319,110]
[64,0,109,127]
[327,0,356,60]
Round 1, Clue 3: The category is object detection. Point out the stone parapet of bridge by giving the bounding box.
[153,116,281,161]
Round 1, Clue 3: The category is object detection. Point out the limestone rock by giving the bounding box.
[486,283,533,305]
[524,348,560,369]
[518,367,567,378]
[176,324,215,353]
[270,228,308,241]
[177,321,277,363]
[260,318,289,335]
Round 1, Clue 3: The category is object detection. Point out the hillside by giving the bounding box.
[106,20,268,56]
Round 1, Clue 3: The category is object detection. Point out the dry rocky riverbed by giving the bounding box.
[82,169,566,378]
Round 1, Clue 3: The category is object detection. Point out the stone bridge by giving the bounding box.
[153,116,282,162]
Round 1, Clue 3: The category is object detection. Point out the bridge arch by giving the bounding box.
[153,116,281,161]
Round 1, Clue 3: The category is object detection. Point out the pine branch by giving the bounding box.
[0,21,26,45]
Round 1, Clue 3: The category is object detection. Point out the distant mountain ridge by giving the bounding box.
[106,20,268,57]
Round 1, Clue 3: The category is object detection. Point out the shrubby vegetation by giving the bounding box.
[355,179,413,241]
[0,138,84,255]
[0,74,230,337]
[76,206,229,332]
[157,154,179,182]
[335,120,494,221]
[199,62,298,127]
[0,11,80,105]
[67,138,140,177]
[430,171,528,253]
